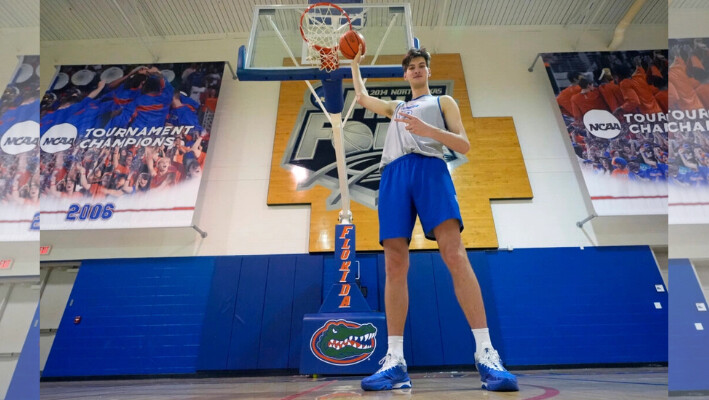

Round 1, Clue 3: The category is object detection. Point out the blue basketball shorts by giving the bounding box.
[378,153,463,243]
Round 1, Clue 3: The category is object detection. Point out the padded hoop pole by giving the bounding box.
[329,111,352,223]
[322,79,344,114]
[321,79,351,222]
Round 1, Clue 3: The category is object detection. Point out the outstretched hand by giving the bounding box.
[353,44,364,66]
[394,112,436,138]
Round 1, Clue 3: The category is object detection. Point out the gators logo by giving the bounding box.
[310,319,377,365]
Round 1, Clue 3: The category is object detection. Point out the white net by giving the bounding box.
[300,3,351,72]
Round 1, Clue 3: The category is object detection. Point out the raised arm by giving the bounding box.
[350,47,401,118]
[87,80,106,99]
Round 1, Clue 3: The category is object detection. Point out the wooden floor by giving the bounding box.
[39,367,675,400]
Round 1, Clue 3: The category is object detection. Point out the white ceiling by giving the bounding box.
[36,0,677,42]
[0,0,39,29]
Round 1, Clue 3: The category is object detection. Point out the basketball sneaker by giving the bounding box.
[474,347,519,391]
[361,353,412,391]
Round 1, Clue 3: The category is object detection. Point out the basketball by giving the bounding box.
[339,30,366,60]
[342,121,373,154]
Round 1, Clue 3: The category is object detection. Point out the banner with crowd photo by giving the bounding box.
[542,50,669,216]
[667,38,709,224]
[40,62,224,230]
[0,56,40,242]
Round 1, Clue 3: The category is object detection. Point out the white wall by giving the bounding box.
[0,282,39,399]
[0,27,39,85]
[38,24,668,261]
[695,261,709,300]
[0,26,40,398]
[669,8,709,39]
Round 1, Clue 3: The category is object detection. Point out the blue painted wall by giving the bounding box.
[42,246,667,378]
[668,259,709,393]
[43,257,216,377]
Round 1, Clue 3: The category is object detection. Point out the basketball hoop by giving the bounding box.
[300,2,352,72]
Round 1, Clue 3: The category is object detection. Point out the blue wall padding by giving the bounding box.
[257,255,297,369]
[6,304,39,400]
[484,246,667,366]
[432,253,476,365]
[44,246,667,378]
[196,256,243,370]
[288,255,323,369]
[227,256,269,370]
[407,252,445,366]
[669,259,709,393]
[43,257,215,377]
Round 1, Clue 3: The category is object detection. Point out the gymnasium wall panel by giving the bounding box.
[42,246,667,378]
[484,246,668,366]
[668,259,709,394]
[43,257,215,377]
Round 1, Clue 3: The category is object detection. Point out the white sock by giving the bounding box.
[387,336,405,360]
[472,328,492,354]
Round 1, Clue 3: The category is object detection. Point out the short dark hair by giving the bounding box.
[614,65,633,80]
[402,47,431,69]
[567,71,581,83]
[127,73,147,89]
[142,76,162,94]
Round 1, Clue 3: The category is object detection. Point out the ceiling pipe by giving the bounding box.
[608,0,647,50]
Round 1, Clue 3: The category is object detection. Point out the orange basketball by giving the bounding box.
[339,30,366,60]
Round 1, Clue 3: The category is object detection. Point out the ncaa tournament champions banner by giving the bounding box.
[667,38,709,224]
[542,50,669,216]
[40,62,225,230]
[0,56,40,242]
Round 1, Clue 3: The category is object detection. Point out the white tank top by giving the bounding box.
[380,94,447,170]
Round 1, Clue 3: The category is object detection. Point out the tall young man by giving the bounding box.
[351,47,518,392]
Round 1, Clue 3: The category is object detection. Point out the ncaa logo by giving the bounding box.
[40,123,77,153]
[583,109,622,139]
[310,319,377,366]
[0,121,39,155]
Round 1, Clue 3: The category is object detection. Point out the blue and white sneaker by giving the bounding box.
[361,354,412,391]
[474,348,519,391]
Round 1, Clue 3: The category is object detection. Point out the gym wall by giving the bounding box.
[39,24,668,261]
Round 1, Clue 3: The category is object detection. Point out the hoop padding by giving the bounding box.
[300,2,352,72]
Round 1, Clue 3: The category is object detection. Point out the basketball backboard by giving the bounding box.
[237,3,416,81]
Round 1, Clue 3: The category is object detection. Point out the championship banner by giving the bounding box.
[542,50,669,216]
[40,62,225,230]
[667,38,709,224]
[0,56,40,242]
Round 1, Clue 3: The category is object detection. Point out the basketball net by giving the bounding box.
[300,3,352,72]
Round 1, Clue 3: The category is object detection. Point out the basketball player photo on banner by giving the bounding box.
[0,55,40,242]
[542,50,668,216]
[667,37,709,224]
[40,62,225,230]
